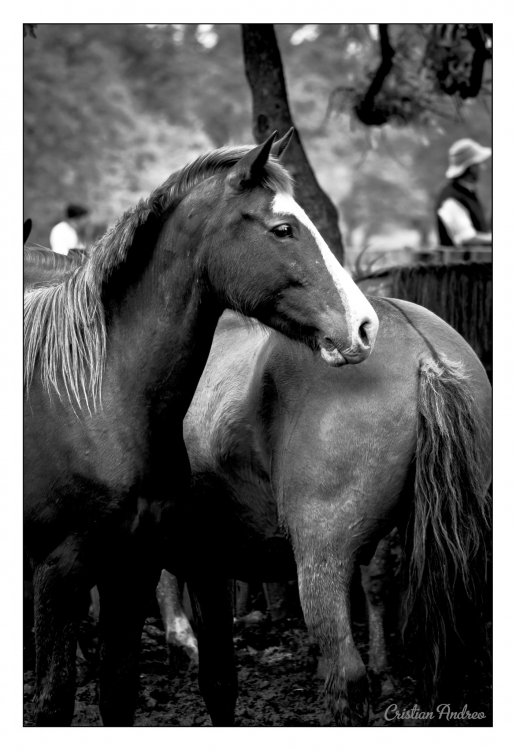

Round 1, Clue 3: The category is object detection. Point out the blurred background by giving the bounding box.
[23,23,492,272]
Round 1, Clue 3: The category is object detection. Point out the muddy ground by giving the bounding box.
[23,594,492,728]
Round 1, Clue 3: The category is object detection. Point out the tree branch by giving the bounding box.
[354,24,395,126]
[462,24,490,98]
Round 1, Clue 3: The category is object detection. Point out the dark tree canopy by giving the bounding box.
[327,24,492,128]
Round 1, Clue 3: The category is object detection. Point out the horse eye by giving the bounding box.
[272,224,293,238]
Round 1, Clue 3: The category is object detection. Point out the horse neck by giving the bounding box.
[104,228,223,424]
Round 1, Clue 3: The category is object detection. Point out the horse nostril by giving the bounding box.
[358,322,370,348]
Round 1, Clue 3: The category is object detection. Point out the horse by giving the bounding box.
[169,302,491,726]
[24,130,380,727]
[23,247,82,290]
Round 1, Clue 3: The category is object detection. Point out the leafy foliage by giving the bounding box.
[24,24,491,260]
[424,24,492,99]
[326,25,492,128]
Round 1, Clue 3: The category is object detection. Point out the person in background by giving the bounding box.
[50,204,89,256]
[435,138,492,261]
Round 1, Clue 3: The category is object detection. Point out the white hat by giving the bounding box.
[446,138,492,179]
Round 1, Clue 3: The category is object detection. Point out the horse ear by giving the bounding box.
[271,127,294,160]
[226,131,278,191]
[24,218,32,244]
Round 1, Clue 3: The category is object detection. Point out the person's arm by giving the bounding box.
[437,199,491,246]
[461,232,492,246]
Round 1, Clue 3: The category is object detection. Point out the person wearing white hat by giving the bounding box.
[435,138,492,257]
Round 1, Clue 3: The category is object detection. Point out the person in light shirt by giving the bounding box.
[435,139,492,260]
[50,204,89,256]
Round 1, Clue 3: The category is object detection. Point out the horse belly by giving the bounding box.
[183,461,294,581]
[225,474,294,579]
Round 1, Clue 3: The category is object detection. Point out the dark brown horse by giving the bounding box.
[24,132,379,726]
[173,303,491,725]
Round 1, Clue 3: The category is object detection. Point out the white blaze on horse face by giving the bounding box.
[271,193,379,355]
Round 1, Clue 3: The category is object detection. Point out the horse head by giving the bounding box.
[177,131,378,365]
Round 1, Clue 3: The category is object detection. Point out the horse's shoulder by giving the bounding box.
[185,320,271,465]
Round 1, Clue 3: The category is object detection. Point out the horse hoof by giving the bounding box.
[380,675,395,696]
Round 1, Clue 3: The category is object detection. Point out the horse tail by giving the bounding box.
[403,352,491,708]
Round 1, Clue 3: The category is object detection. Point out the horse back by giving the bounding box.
[378,297,491,426]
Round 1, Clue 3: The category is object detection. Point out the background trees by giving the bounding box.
[24,24,491,267]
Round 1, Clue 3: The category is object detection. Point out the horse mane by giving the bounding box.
[24,246,78,272]
[24,146,293,412]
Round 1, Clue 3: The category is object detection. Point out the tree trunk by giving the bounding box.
[242,24,345,263]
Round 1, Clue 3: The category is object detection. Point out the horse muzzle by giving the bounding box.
[319,316,378,367]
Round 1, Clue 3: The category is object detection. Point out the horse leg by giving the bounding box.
[75,585,100,665]
[97,558,159,726]
[156,569,198,666]
[235,580,250,618]
[360,536,395,696]
[90,585,100,623]
[187,575,237,726]
[292,533,368,726]
[263,581,288,622]
[23,556,35,669]
[32,542,87,726]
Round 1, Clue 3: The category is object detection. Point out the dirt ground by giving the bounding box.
[23,602,492,728]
